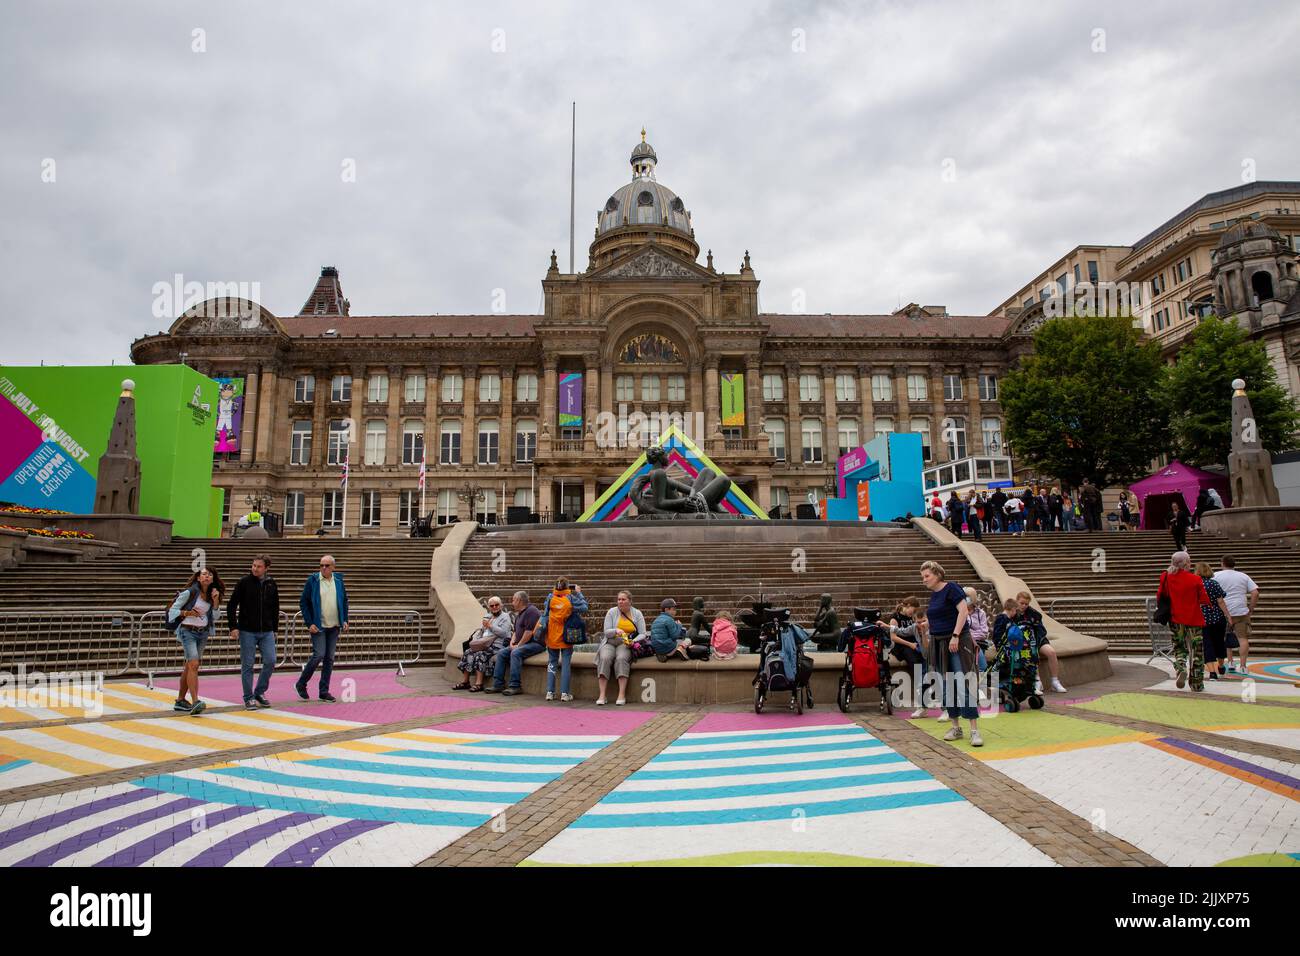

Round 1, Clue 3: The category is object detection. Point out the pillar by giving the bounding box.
[745,354,761,439]
[500,364,514,466]
[821,364,836,461]
[930,366,948,464]
[858,363,874,443]
[312,366,329,468]
[965,364,982,457]
[386,364,402,465]
[349,364,364,467]
[240,367,259,461]
[785,361,802,463]
[893,364,910,433]
[254,364,280,464]
[423,364,438,473]
[463,364,478,466]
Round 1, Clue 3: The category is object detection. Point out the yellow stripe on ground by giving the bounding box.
[0,707,53,724]
[977,732,1158,761]
[0,738,112,775]
[376,731,475,745]
[36,725,184,763]
[330,740,399,754]
[111,720,247,753]
[109,684,180,703]
[175,716,301,742]
[237,712,359,733]
[96,693,163,713]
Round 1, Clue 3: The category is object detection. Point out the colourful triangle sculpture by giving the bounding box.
[578,424,768,521]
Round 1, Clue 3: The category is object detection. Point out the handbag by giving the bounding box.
[629,636,655,660]
[467,627,495,653]
[1153,573,1172,626]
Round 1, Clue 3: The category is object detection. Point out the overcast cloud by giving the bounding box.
[2,0,1298,366]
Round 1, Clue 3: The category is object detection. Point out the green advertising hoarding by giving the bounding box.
[0,365,220,537]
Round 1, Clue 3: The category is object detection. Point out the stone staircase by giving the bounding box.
[981,530,1300,655]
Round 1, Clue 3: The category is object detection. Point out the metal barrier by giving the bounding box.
[288,608,423,675]
[132,610,294,679]
[1142,596,1176,666]
[0,609,136,676]
[1045,595,1173,663]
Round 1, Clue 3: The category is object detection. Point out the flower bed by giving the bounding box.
[0,524,95,540]
[0,504,72,517]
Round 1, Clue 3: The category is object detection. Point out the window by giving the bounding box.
[982,417,1003,454]
[906,374,927,402]
[294,375,315,403]
[1176,260,1187,283]
[911,416,932,461]
[327,420,350,465]
[871,374,892,402]
[798,374,820,402]
[475,490,497,524]
[946,416,967,459]
[1074,264,1081,285]
[667,374,686,401]
[943,374,963,401]
[835,373,856,402]
[801,418,823,463]
[616,375,634,401]
[291,421,312,465]
[283,493,303,527]
[515,373,538,402]
[978,374,998,401]
[322,491,344,528]
[1151,273,1166,296]
[441,373,463,403]
[404,373,426,403]
[330,375,351,403]
[771,486,790,518]
[478,420,499,465]
[764,417,786,461]
[874,416,894,436]
[515,420,537,463]
[221,491,230,526]
[513,488,534,510]
[399,490,418,529]
[1088,260,1099,283]
[367,373,388,403]
[437,489,457,525]
[478,373,501,403]
[402,422,424,465]
[1056,273,1068,294]
[440,421,461,465]
[641,375,660,401]
[360,491,381,528]
[837,417,859,457]
[364,420,386,465]
[762,373,784,402]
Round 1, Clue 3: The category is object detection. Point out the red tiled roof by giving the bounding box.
[761,313,1013,339]
[279,315,539,338]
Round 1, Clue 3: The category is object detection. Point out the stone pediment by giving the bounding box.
[593,247,709,280]
[169,299,285,337]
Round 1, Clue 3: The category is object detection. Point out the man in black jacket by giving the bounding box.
[1079,480,1103,532]
[227,554,280,709]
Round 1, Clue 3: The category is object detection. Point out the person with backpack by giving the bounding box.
[296,554,351,702]
[597,590,645,705]
[534,578,588,702]
[166,567,225,716]
[1079,479,1103,532]
[226,554,280,710]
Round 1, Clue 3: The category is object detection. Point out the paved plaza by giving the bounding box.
[0,658,1296,868]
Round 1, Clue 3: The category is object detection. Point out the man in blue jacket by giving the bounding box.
[296,554,350,701]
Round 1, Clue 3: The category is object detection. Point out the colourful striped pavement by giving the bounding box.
[525,712,1054,867]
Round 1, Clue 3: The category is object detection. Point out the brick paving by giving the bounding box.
[855,712,1162,866]
[420,711,697,867]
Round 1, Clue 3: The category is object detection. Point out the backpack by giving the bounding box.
[561,613,587,646]
[850,633,882,689]
[166,586,198,633]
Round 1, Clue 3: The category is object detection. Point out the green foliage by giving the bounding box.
[1166,315,1300,467]
[1001,315,1170,488]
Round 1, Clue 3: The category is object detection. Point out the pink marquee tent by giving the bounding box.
[1127,460,1231,530]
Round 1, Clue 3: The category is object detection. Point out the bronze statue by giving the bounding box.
[687,596,710,646]
[811,592,840,651]
[630,445,733,518]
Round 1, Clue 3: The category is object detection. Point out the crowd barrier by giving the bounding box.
[1046,595,1172,664]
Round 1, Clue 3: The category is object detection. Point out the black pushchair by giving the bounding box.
[986,621,1044,712]
[753,607,813,714]
[836,607,893,715]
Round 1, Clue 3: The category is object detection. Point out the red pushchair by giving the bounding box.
[836,607,893,715]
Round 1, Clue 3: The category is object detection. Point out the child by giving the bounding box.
[889,607,929,718]
[1015,591,1066,692]
[709,610,738,660]
[964,587,991,702]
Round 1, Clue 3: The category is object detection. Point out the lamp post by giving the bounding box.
[456,481,485,523]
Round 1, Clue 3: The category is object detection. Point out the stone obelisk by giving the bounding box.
[94,379,142,515]
[1228,377,1279,507]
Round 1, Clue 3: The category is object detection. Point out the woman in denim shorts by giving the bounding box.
[168,568,225,716]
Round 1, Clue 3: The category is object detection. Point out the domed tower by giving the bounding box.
[589,130,700,270]
[1210,220,1300,327]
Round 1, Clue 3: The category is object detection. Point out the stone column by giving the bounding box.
[312,367,329,468]
[858,363,874,443]
[930,366,948,464]
[821,364,836,461]
[349,364,364,468]
[255,364,281,464]
[583,355,598,454]
[538,476,554,518]
[600,362,614,420]
[704,359,721,441]
[690,365,705,441]
[386,364,402,466]
[240,367,259,461]
[500,364,515,466]
[964,364,982,457]
[423,364,439,474]
[542,359,557,435]
[758,471,773,512]
[463,364,478,467]
[893,364,910,432]
[785,361,802,464]
[744,355,761,439]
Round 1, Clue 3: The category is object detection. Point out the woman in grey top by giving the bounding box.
[597,590,645,706]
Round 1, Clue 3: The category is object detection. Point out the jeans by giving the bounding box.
[547,647,573,695]
[239,630,277,701]
[298,626,340,695]
[492,641,544,689]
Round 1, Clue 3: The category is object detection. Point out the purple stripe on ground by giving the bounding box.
[267,818,389,867]
[92,804,259,867]
[15,796,201,867]
[1158,737,1300,789]
[182,811,318,867]
[0,788,159,852]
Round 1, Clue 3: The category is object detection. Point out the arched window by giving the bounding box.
[1251,271,1275,302]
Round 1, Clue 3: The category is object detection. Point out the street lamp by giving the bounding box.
[456,482,485,522]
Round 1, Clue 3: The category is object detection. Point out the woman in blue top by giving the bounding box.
[167,567,224,717]
[921,560,981,747]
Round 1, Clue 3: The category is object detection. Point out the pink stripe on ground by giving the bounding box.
[154,668,415,702]
[434,705,656,736]
[278,694,480,722]
[687,711,853,732]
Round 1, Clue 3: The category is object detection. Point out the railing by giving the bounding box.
[0,606,426,679]
[1046,595,1172,663]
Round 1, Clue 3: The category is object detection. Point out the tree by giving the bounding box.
[1001,315,1170,489]
[1166,314,1300,468]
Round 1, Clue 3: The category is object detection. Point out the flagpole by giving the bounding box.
[569,100,576,274]
[420,443,427,519]
[341,448,350,539]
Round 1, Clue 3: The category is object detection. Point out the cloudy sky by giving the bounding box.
[3,0,1298,366]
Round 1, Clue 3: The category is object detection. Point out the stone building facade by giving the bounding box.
[131,136,1031,535]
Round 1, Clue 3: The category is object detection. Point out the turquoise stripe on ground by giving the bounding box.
[630,752,908,780]
[300,757,562,784]
[602,769,934,803]
[665,727,865,748]
[209,766,530,804]
[571,787,965,827]
[647,739,884,763]
[458,739,609,751]
[0,759,32,773]
[132,774,494,827]
[380,748,581,765]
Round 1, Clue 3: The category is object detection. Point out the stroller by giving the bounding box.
[753,607,814,714]
[987,620,1044,712]
[836,607,893,715]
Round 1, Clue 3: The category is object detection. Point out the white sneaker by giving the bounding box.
[596,698,607,706]
[943,726,963,741]
[561,693,573,702]
[615,699,626,706]
[910,708,926,719]
[970,730,984,747]
[937,712,950,723]
[545,692,555,701]
[1051,678,1067,693]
